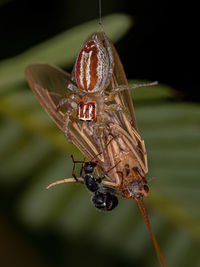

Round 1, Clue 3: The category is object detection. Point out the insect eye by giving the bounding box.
[79,103,82,107]
[123,189,132,199]
[143,184,149,193]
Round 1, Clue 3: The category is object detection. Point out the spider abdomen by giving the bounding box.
[75,38,110,93]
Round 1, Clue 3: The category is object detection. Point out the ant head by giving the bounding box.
[92,192,118,211]
[83,161,97,174]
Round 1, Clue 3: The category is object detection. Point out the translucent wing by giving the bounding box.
[25,62,107,165]
[92,33,147,178]
[93,32,138,130]
[25,33,145,178]
[26,63,71,132]
[110,38,138,130]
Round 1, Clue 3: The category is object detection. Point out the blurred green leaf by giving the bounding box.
[0,0,13,7]
[0,15,200,267]
[0,14,132,92]
[1,80,200,266]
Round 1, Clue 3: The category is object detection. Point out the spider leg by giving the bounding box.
[104,103,128,115]
[56,93,80,111]
[64,109,78,143]
[108,81,158,96]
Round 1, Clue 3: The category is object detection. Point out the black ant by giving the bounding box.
[71,155,119,211]
[46,137,121,211]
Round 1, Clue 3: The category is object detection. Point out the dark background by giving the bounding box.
[0,0,199,101]
[0,1,200,267]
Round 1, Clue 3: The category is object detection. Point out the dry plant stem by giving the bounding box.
[135,199,169,267]
[46,177,117,190]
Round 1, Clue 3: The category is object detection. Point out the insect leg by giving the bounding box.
[71,155,86,182]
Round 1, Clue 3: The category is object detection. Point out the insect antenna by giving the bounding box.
[46,177,84,190]
[135,199,169,267]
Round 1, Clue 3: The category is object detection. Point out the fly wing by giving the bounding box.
[111,41,138,130]
[110,42,147,169]
[25,33,146,181]
[26,63,72,132]
[93,32,138,130]
[25,62,108,165]
[92,33,147,175]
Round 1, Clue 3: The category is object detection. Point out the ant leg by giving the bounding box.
[71,155,85,183]
[71,154,85,164]
[80,158,86,177]
[46,155,85,190]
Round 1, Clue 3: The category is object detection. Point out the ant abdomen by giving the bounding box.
[92,192,118,211]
